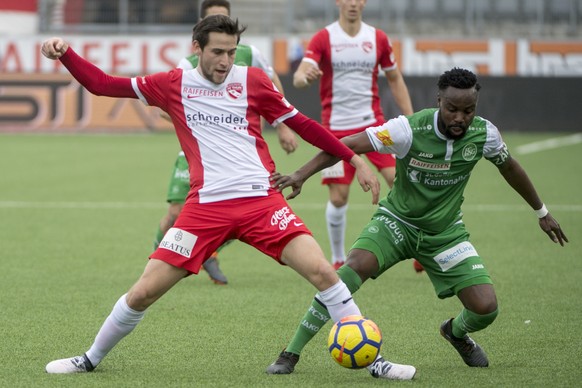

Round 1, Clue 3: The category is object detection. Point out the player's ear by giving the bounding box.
[192,40,202,55]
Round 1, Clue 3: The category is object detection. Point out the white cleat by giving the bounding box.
[367,356,416,380]
[45,354,95,374]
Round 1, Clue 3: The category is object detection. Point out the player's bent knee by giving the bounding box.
[125,286,157,311]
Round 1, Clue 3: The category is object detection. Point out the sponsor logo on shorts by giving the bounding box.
[375,215,404,244]
[433,242,478,272]
[472,264,484,270]
[271,206,299,231]
[159,227,197,258]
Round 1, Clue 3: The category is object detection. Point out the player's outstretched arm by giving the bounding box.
[271,131,379,203]
[497,157,568,246]
[41,38,135,98]
[350,154,380,204]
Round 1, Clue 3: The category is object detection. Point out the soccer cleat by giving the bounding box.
[367,356,416,380]
[45,353,95,374]
[202,254,228,285]
[412,259,425,273]
[265,350,300,374]
[332,261,345,270]
[440,318,489,367]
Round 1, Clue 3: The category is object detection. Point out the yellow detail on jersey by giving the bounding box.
[376,129,394,146]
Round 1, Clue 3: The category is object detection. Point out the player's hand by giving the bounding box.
[303,67,323,86]
[270,172,305,200]
[350,155,380,204]
[276,124,298,154]
[41,37,69,60]
[539,213,568,246]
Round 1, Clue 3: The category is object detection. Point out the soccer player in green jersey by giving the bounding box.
[154,0,298,285]
[267,67,568,376]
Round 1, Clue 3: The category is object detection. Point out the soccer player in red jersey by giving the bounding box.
[40,15,407,376]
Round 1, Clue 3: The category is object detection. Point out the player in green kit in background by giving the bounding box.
[154,0,298,285]
[267,67,568,377]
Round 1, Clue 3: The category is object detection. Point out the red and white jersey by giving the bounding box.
[304,21,397,131]
[131,65,298,204]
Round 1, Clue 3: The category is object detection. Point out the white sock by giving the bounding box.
[85,294,145,366]
[326,201,347,264]
[316,280,361,323]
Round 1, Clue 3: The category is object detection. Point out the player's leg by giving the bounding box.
[154,152,189,248]
[440,283,498,367]
[326,183,350,269]
[268,213,416,380]
[280,234,362,321]
[321,156,352,269]
[418,224,496,367]
[45,259,188,374]
[155,202,183,248]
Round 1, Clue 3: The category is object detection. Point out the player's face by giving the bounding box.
[194,32,237,84]
[337,0,366,22]
[437,87,478,140]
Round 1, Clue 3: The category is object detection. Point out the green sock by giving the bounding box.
[452,308,499,338]
[286,265,363,355]
[153,226,164,249]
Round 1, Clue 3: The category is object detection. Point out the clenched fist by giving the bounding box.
[41,37,69,60]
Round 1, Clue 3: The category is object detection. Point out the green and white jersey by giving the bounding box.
[176,44,275,79]
[366,108,510,234]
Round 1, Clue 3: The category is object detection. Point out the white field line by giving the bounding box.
[0,201,580,212]
[516,133,582,155]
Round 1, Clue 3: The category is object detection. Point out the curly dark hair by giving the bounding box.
[438,67,481,91]
[192,14,246,50]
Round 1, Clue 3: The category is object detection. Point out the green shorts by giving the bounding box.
[166,152,190,203]
[352,208,492,299]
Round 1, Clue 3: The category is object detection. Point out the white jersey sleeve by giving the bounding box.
[249,45,275,79]
[482,119,506,158]
[482,118,511,166]
[365,115,413,159]
[177,57,194,70]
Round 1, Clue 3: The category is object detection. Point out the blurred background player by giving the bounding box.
[292,0,418,270]
[154,0,299,285]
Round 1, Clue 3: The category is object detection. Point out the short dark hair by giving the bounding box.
[200,0,231,18]
[438,67,481,92]
[192,14,246,50]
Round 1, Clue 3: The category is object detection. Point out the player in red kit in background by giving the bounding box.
[292,0,425,273]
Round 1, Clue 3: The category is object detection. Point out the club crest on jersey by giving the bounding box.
[375,129,394,146]
[361,41,373,53]
[226,83,243,99]
[462,143,478,161]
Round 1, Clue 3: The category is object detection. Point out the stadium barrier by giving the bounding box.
[1,35,580,132]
